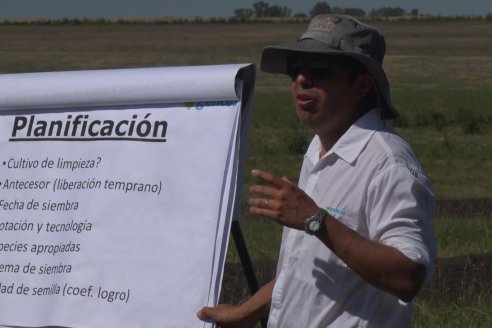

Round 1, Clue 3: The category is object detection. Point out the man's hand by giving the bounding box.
[197,304,258,328]
[249,169,319,230]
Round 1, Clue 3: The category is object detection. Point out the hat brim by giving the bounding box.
[261,39,399,120]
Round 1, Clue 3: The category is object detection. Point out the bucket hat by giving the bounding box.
[261,14,399,119]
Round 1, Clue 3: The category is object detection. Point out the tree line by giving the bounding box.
[234,1,421,20]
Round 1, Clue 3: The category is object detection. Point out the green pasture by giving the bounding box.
[1,20,491,327]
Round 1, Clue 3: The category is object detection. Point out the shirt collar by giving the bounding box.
[306,108,384,168]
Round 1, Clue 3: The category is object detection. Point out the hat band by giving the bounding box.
[299,31,371,59]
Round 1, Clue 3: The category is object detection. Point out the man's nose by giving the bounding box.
[295,69,314,89]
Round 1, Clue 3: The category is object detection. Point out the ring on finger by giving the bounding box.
[265,199,269,208]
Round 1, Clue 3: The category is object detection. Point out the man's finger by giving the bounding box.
[281,176,295,186]
[249,198,279,210]
[250,206,279,219]
[250,185,278,198]
[196,307,217,322]
[252,169,284,188]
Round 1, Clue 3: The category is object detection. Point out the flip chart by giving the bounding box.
[0,64,255,328]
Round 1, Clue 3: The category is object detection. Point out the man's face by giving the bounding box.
[287,55,361,135]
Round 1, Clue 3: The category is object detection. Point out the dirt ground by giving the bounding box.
[221,199,492,304]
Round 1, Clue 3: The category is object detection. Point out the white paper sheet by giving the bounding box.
[0,64,255,328]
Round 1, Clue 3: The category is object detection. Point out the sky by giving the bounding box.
[1,0,492,19]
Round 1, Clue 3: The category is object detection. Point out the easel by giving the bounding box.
[229,65,268,327]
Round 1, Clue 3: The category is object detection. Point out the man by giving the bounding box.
[198,14,436,327]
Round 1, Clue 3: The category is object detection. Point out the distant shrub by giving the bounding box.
[430,111,447,130]
[457,110,483,135]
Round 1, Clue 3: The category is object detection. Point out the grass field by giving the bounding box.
[1,20,491,327]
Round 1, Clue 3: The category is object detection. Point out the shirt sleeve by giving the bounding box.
[365,162,437,284]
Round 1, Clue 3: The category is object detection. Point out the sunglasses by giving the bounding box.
[286,57,339,81]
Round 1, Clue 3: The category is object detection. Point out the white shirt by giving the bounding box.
[268,109,437,328]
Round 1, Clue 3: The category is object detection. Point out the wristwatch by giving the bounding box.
[304,208,328,235]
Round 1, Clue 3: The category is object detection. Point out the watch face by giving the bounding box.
[305,208,327,235]
[309,220,321,232]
